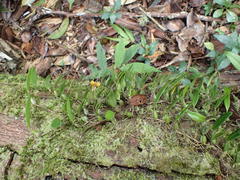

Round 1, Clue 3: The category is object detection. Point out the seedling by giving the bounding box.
[101,0,122,23]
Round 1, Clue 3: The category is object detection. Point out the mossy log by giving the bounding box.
[0,74,230,179]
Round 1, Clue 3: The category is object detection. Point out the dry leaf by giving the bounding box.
[129,94,147,106]
[166,19,185,32]
[54,55,75,66]
[176,28,195,52]
[187,10,205,45]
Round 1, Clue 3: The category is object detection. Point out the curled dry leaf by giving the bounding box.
[166,19,185,32]
[54,55,75,66]
[129,94,147,106]
[21,31,32,43]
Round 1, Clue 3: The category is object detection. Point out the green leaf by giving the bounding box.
[105,110,116,120]
[120,63,160,73]
[226,10,238,22]
[101,12,111,20]
[213,9,223,18]
[66,98,74,122]
[48,17,69,39]
[113,0,121,11]
[67,0,74,9]
[214,0,227,6]
[115,41,126,68]
[212,112,232,130]
[25,95,31,128]
[96,42,107,70]
[51,118,62,128]
[107,91,117,107]
[110,13,118,24]
[22,0,36,6]
[124,44,139,64]
[224,87,231,111]
[225,51,240,70]
[26,67,37,90]
[227,128,240,141]
[187,111,206,122]
[214,32,238,49]
[217,58,230,70]
[122,27,135,42]
[191,88,201,107]
[204,42,214,51]
[111,24,129,40]
[33,0,45,6]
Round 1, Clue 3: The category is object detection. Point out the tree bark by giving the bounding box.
[0,113,29,150]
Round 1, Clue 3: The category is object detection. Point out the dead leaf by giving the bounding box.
[46,47,67,57]
[189,0,205,7]
[21,42,33,54]
[43,0,59,8]
[1,26,15,42]
[187,9,205,45]
[83,0,103,13]
[85,23,97,34]
[176,28,196,52]
[24,57,53,76]
[21,31,32,43]
[54,55,75,66]
[166,19,185,32]
[32,37,48,57]
[129,94,147,106]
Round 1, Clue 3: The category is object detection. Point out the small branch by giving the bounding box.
[149,12,222,22]
[138,6,167,31]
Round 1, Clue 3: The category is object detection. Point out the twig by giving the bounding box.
[138,6,167,31]
[48,40,88,63]
[149,12,222,22]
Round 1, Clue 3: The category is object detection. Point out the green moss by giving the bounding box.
[0,73,238,179]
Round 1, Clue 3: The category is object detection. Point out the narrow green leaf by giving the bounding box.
[105,110,115,120]
[111,24,129,39]
[25,95,31,128]
[96,42,107,70]
[26,67,37,90]
[212,112,232,130]
[187,111,206,122]
[115,41,126,68]
[121,62,160,73]
[33,0,45,6]
[107,91,117,107]
[48,17,69,39]
[51,118,62,128]
[124,44,139,64]
[227,128,240,141]
[66,98,74,122]
[225,51,240,70]
[191,88,200,107]
[224,87,231,111]
[67,0,74,9]
[123,27,135,42]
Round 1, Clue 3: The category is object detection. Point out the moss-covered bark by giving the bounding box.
[0,74,238,179]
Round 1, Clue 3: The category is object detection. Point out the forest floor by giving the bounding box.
[0,0,240,179]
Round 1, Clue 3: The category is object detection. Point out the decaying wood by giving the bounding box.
[0,114,30,149]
